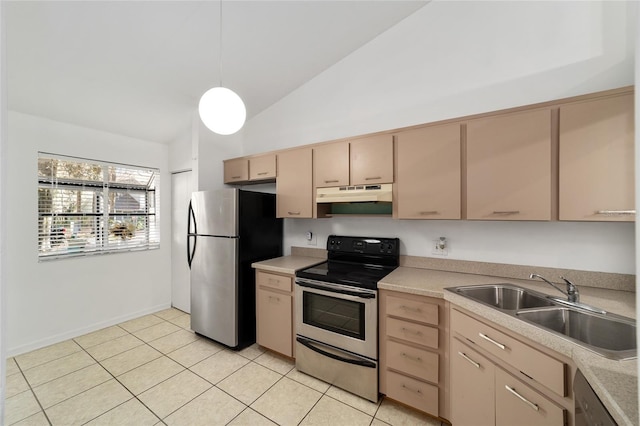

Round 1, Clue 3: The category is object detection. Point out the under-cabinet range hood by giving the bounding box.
[316,184,392,204]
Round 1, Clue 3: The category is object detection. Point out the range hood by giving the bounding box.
[316,184,393,204]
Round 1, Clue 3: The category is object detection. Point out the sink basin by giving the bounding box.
[446,284,637,360]
[517,308,637,359]
[451,284,556,311]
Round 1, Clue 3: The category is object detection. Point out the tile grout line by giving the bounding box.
[7,361,53,426]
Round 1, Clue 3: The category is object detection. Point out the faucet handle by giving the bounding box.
[561,276,579,302]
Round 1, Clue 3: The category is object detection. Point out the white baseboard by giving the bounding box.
[7,302,172,357]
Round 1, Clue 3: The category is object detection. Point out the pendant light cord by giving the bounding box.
[219,0,223,87]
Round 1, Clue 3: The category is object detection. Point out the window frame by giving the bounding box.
[37,152,160,261]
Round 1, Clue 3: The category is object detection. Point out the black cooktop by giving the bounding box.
[296,235,400,290]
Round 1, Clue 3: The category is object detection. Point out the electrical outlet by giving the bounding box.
[306,231,317,246]
[432,237,448,256]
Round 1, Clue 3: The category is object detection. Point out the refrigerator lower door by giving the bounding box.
[190,235,238,347]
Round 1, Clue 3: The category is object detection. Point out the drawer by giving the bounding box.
[386,370,439,416]
[451,309,566,396]
[495,368,566,426]
[386,295,438,326]
[256,271,292,292]
[387,340,438,383]
[386,317,438,349]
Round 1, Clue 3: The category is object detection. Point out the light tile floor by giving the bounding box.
[5,308,443,426]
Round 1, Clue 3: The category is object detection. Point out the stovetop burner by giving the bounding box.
[297,235,400,290]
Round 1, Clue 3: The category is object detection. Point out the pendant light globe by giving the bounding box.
[198,86,246,135]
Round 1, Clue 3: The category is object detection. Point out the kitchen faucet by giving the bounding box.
[529,273,580,303]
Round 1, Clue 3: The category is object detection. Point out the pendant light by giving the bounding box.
[199,0,246,135]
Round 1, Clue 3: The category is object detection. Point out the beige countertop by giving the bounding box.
[252,255,325,275]
[379,266,638,426]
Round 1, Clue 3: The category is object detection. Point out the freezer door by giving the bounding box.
[190,189,238,237]
[190,236,239,347]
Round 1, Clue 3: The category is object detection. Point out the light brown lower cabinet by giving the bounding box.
[450,307,571,426]
[255,270,294,357]
[379,290,449,421]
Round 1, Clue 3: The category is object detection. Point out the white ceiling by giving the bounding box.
[6,1,427,144]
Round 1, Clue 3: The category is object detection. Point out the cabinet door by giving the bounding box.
[559,93,635,221]
[276,148,313,218]
[451,338,495,426]
[396,124,461,219]
[350,134,394,185]
[314,142,349,187]
[495,368,566,426]
[249,154,276,181]
[224,158,249,184]
[256,286,292,357]
[467,109,552,220]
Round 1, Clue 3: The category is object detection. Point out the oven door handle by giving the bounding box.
[296,281,376,299]
[296,337,376,368]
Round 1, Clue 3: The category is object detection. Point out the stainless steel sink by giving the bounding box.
[446,284,636,360]
[452,284,556,311]
[517,308,637,359]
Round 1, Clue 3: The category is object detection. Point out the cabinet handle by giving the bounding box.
[365,176,382,180]
[268,295,280,302]
[400,305,422,313]
[595,210,635,216]
[505,385,539,412]
[257,172,268,176]
[401,327,423,336]
[492,210,520,215]
[419,211,439,216]
[231,175,241,179]
[287,211,301,216]
[401,352,422,362]
[324,179,339,183]
[457,351,480,369]
[478,333,506,350]
[401,384,423,395]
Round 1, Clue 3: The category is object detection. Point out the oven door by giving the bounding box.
[295,277,377,359]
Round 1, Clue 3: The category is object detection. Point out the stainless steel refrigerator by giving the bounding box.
[187,189,282,349]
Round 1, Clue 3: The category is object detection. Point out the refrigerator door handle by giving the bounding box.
[187,201,197,268]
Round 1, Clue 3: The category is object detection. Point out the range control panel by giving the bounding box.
[327,235,399,256]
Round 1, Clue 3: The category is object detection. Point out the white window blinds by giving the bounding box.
[38,153,160,260]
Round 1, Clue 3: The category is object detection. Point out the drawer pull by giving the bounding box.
[257,172,268,176]
[505,385,539,412]
[324,179,339,183]
[400,305,422,313]
[595,210,635,216]
[287,211,301,216]
[268,278,279,284]
[419,211,439,215]
[492,210,520,215]
[401,384,422,395]
[401,328,423,336]
[268,295,280,302]
[401,352,422,362]
[479,333,506,350]
[457,351,480,369]
[365,176,382,180]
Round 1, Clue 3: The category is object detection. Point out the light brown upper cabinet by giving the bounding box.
[395,124,461,219]
[276,148,313,218]
[350,134,394,185]
[559,92,635,221]
[249,154,277,181]
[466,109,552,221]
[314,142,350,188]
[223,158,249,184]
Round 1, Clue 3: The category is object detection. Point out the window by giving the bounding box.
[37,153,160,260]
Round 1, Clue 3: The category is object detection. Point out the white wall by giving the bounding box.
[205,1,636,275]
[6,111,172,355]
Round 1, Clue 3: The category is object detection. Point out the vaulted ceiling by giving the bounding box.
[6,1,428,143]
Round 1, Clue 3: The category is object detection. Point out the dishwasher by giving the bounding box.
[574,370,617,426]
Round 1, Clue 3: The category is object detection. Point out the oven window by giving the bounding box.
[302,292,365,340]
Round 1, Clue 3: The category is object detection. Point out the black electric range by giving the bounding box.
[296,235,400,290]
